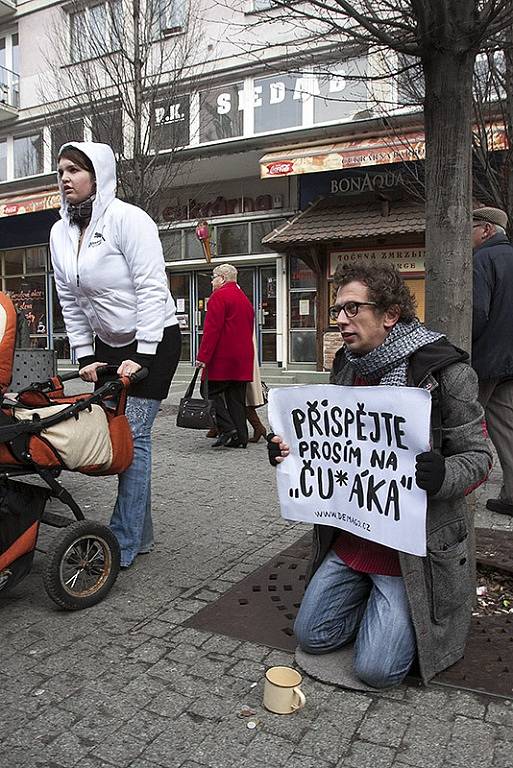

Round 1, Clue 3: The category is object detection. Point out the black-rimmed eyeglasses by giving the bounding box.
[328,301,378,321]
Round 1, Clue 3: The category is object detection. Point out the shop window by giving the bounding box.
[254,73,303,134]
[13,134,43,178]
[161,231,184,261]
[216,223,249,256]
[3,248,23,275]
[251,218,286,251]
[313,58,368,124]
[152,95,190,150]
[199,83,244,143]
[91,108,123,155]
[183,229,206,260]
[0,140,6,182]
[5,275,47,344]
[289,255,317,289]
[52,280,66,336]
[25,247,48,272]
[51,120,84,163]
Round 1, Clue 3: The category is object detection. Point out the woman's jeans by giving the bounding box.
[294,550,416,688]
[109,397,161,567]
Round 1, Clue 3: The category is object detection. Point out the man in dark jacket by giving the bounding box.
[269,263,491,687]
[472,206,513,516]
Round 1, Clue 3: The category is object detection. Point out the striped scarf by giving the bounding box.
[345,319,444,386]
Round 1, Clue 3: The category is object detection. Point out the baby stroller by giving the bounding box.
[0,291,144,610]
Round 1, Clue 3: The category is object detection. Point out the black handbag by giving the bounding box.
[176,368,217,430]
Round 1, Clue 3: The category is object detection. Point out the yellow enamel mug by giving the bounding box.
[263,666,306,714]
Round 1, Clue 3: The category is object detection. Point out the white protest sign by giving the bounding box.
[268,384,432,556]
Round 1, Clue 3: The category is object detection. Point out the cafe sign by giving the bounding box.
[329,248,425,277]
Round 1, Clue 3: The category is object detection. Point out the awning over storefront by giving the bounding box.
[262,197,425,245]
[0,188,60,218]
[260,124,508,178]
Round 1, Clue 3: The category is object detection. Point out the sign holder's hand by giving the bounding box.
[415,451,445,494]
[267,432,290,466]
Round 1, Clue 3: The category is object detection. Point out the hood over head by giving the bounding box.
[57,141,117,223]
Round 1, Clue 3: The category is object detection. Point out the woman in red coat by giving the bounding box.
[195,264,254,447]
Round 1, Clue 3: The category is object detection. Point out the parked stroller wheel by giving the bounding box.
[43,521,120,610]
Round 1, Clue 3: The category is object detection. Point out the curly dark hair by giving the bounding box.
[333,262,417,323]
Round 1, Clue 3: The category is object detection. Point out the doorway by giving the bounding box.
[169,265,277,364]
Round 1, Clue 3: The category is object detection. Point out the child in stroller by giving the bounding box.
[0,291,146,609]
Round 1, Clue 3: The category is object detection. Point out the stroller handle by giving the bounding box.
[60,365,149,384]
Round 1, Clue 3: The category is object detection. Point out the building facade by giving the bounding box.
[1,0,443,368]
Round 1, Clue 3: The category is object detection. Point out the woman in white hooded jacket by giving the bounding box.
[50,141,181,569]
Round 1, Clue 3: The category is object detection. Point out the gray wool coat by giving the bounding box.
[308,340,492,684]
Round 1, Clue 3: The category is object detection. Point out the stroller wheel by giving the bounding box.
[43,521,120,610]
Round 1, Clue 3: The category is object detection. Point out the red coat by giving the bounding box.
[197,282,254,380]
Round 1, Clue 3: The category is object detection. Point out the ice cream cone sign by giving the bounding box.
[195,220,212,263]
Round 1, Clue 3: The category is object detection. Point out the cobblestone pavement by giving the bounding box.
[1,380,513,768]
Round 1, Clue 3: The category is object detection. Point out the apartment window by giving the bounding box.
[253,0,273,9]
[51,120,84,162]
[148,0,187,40]
[0,140,6,182]
[70,1,122,63]
[0,30,20,108]
[14,134,43,178]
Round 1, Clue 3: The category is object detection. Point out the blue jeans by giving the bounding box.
[294,550,416,688]
[109,397,161,567]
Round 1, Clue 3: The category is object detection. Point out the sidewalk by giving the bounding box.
[1,383,512,768]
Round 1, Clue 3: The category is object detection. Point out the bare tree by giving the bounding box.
[236,0,513,349]
[472,28,513,237]
[42,0,205,219]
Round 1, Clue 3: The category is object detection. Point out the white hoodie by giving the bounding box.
[50,141,177,361]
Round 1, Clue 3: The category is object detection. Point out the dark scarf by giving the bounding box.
[67,194,95,228]
[345,319,444,386]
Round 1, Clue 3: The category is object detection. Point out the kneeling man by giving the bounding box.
[269,263,491,688]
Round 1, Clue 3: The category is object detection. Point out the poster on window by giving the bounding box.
[268,384,432,556]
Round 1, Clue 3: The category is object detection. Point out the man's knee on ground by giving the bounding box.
[353,656,408,689]
[294,619,352,655]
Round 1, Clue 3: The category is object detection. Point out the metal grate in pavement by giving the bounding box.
[185,528,513,697]
[476,527,513,575]
[433,616,513,698]
[184,534,311,652]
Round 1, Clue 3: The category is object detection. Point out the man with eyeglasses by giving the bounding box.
[268,262,491,688]
[472,206,513,517]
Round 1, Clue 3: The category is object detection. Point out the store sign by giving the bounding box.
[329,248,425,277]
[0,191,60,218]
[260,132,426,178]
[299,164,423,208]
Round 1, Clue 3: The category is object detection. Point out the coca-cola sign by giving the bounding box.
[266,161,294,176]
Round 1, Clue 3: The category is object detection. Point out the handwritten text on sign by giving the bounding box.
[268,385,432,556]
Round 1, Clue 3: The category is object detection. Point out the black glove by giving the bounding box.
[415,451,445,494]
[267,432,281,467]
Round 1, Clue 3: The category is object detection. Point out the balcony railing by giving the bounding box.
[0,65,20,112]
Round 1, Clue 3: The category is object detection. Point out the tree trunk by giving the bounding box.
[423,51,476,351]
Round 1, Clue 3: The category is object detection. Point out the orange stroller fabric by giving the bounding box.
[0,292,17,393]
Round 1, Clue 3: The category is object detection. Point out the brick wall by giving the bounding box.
[323,331,343,372]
